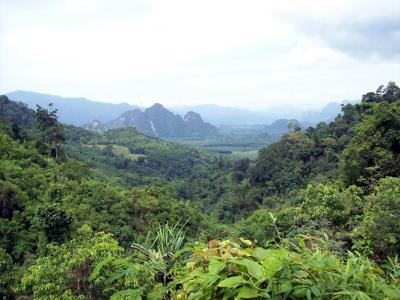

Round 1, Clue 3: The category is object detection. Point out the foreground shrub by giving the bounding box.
[18,230,400,299]
[20,225,120,299]
[352,177,400,261]
[176,239,400,299]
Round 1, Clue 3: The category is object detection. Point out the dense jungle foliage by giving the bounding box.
[0,82,400,299]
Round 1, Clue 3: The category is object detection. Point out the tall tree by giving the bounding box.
[34,103,65,158]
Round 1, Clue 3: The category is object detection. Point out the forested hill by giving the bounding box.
[1,82,400,299]
[0,95,35,129]
[65,126,218,183]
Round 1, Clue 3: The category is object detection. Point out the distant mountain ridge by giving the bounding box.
[6,91,137,126]
[6,90,358,136]
[84,103,218,138]
[7,90,357,128]
[171,101,358,125]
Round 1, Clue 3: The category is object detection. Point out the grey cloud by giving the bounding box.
[330,17,400,57]
[294,16,400,58]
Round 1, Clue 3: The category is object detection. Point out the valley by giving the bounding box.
[2,1,399,298]
[0,82,400,299]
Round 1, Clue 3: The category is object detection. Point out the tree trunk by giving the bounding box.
[51,141,58,158]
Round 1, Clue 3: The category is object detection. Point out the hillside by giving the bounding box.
[0,95,35,129]
[65,126,216,183]
[0,82,400,299]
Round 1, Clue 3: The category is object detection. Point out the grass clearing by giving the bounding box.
[231,149,259,160]
[89,144,146,161]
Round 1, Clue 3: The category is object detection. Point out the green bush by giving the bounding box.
[20,225,121,299]
[352,177,400,261]
[177,239,400,299]
[298,183,364,226]
[0,248,14,299]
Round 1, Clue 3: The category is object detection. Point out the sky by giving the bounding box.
[0,0,399,109]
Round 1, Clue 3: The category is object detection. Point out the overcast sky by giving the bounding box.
[0,0,399,109]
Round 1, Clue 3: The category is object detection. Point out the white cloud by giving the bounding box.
[0,0,399,109]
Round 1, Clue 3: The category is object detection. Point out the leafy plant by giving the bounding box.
[19,225,121,299]
[385,256,400,288]
[176,239,400,299]
[131,221,190,283]
[0,248,14,299]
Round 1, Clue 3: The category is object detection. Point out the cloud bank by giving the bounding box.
[0,0,399,109]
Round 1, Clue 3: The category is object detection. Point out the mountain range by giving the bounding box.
[5,90,358,139]
[6,90,137,126]
[7,91,358,127]
[85,103,218,138]
[171,101,356,126]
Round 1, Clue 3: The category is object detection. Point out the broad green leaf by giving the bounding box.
[253,248,270,260]
[292,286,308,298]
[277,282,292,294]
[293,270,308,279]
[105,271,125,285]
[232,258,264,281]
[237,248,253,257]
[209,259,226,275]
[310,285,321,297]
[246,261,264,281]
[218,275,247,288]
[188,268,204,278]
[237,285,260,298]
[239,238,253,246]
[89,256,114,280]
[201,273,219,286]
[261,251,284,278]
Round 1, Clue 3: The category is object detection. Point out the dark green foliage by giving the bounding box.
[130,186,205,239]
[0,95,35,129]
[340,101,400,186]
[235,208,296,245]
[250,131,315,194]
[20,225,121,299]
[0,181,21,220]
[211,182,264,223]
[352,177,400,261]
[34,202,72,243]
[232,158,250,183]
[298,183,364,226]
[0,248,14,299]
[362,82,400,103]
[35,104,65,158]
